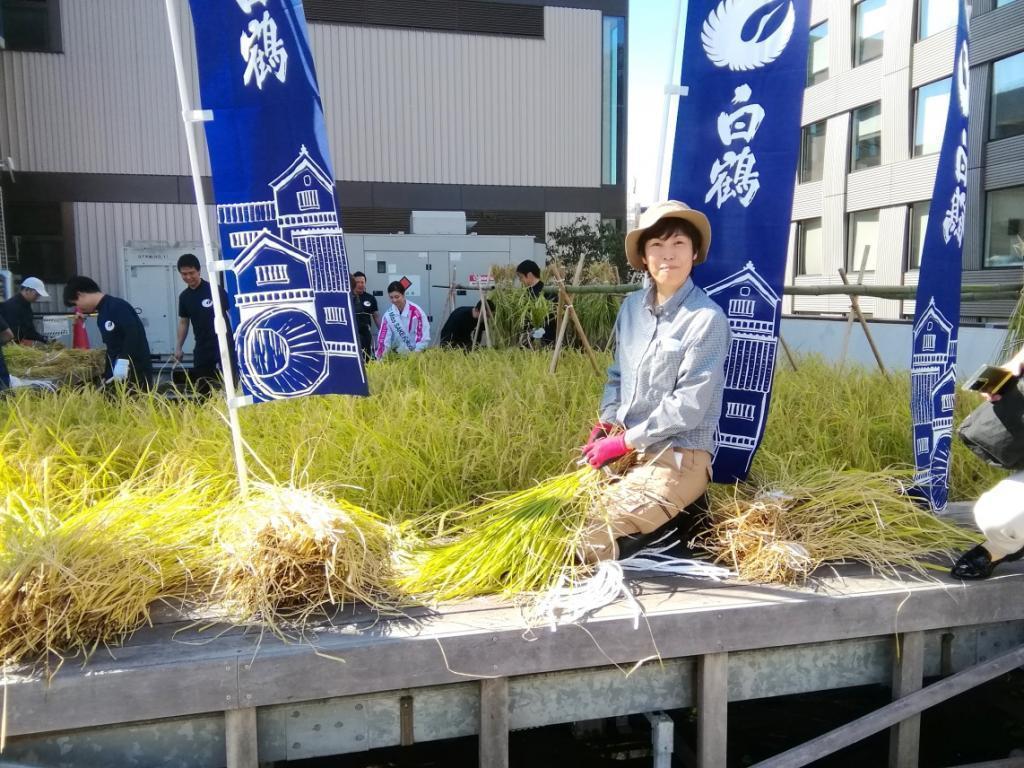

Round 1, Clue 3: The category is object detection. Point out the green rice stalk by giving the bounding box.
[396,468,602,602]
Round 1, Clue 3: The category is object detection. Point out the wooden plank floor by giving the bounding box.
[6,539,1023,740]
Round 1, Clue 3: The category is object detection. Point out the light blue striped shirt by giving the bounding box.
[599,277,730,454]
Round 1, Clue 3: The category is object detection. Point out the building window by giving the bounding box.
[726,402,756,421]
[729,299,755,317]
[913,77,951,157]
[848,209,880,273]
[908,201,929,270]
[297,189,319,211]
[797,218,823,275]
[1,0,62,52]
[923,334,936,351]
[991,51,1024,141]
[602,16,625,186]
[808,22,829,86]
[984,186,1024,268]
[799,120,827,183]
[917,436,930,454]
[854,0,886,66]
[229,231,259,250]
[324,306,347,324]
[851,102,882,171]
[941,393,955,411]
[5,202,74,283]
[255,264,289,285]
[917,0,957,40]
[996,0,1018,7]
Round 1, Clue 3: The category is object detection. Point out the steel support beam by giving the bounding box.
[889,631,925,768]
[698,653,728,768]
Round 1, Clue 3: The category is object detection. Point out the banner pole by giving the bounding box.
[163,0,250,497]
[652,0,685,202]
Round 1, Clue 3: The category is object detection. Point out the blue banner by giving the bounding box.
[668,0,809,482]
[185,0,367,402]
[911,0,969,512]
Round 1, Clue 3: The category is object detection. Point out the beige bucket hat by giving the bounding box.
[625,200,712,271]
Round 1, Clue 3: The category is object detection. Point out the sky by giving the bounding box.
[628,0,688,208]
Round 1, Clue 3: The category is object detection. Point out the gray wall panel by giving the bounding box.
[971,1,1024,65]
[910,28,956,88]
[2,4,603,190]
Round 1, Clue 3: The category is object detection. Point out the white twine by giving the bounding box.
[527,534,734,632]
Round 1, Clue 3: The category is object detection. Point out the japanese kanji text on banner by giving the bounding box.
[667,0,810,482]
[185,0,368,402]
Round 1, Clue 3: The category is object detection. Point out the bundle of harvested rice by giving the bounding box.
[0,470,230,672]
[3,345,105,384]
[397,467,603,602]
[214,484,395,636]
[703,456,982,585]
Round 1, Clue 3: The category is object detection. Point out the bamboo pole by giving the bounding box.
[549,258,602,377]
[549,256,588,375]
[838,267,891,380]
[839,246,871,369]
[438,282,1023,300]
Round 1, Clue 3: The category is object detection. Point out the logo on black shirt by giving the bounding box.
[202,299,214,308]
[104,320,115,331]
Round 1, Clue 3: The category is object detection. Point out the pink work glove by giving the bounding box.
[582,434,629,469]
[585,421,615,449]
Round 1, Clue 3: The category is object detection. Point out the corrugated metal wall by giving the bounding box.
[0,3,601,188]
[72,202,215,295]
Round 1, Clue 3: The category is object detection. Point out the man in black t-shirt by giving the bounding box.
[515,259,556,345]
[351,271,379,362]
[439,299,494,350]
[173,254,233,394]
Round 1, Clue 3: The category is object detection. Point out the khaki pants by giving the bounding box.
[582,448,712,563]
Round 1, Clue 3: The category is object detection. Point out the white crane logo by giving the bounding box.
[702,0,796,72]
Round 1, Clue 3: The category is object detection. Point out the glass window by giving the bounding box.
[851,102,882,171]
[848,210,880,273]
[913,78,951,157]
[908,201,929,270]
[799,121,827,183]
[996,0,1018,7]
[984,187,1024,268]
[797,218,823,275]
[0,0,62,52]
[808,22,829,86]
[601,16,625,186]
[991,52,1024,141]
[855,0,886,66]
[5,202,74,283]
[917,0,957,40]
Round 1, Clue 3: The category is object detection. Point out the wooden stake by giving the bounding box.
[839,267,891,380]
[779,334,799,371]
[839,245,871,369]
[548,257,602,377]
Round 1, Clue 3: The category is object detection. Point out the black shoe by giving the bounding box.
[951,544,1024,580]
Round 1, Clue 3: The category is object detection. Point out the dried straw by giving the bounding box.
[3,346,105,384]
[213,483,395,637]
[703,455,983,584]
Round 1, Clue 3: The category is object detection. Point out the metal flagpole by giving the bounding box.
[652,0,686,203]
[163,0,250,496]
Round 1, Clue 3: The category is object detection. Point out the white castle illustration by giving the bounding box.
[705,261,780,474]
[911,298,957,508]
[216,145,363,401]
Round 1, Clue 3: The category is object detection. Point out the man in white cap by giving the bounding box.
[0,276,50,344]
[579,200,731,562]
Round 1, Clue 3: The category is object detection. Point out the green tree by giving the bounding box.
[545,217,628,282]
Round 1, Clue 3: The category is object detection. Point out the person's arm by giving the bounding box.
[374,314,391,360]
[413,307,431,351]
[17,301,46,343]
[174,317,189,361]
[623,311,731,452]
[0,314,12,345]
[597,309,624,423]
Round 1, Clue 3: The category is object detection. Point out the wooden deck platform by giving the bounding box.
[5,505,1024,768]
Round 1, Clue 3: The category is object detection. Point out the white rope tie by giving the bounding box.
[618,530,735,580]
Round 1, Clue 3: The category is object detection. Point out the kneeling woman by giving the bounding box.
[580,201,731,562]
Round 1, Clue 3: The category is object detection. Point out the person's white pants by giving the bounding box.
[974,471,1024,559]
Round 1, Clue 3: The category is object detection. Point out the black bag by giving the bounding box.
[958,377,1024,470]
